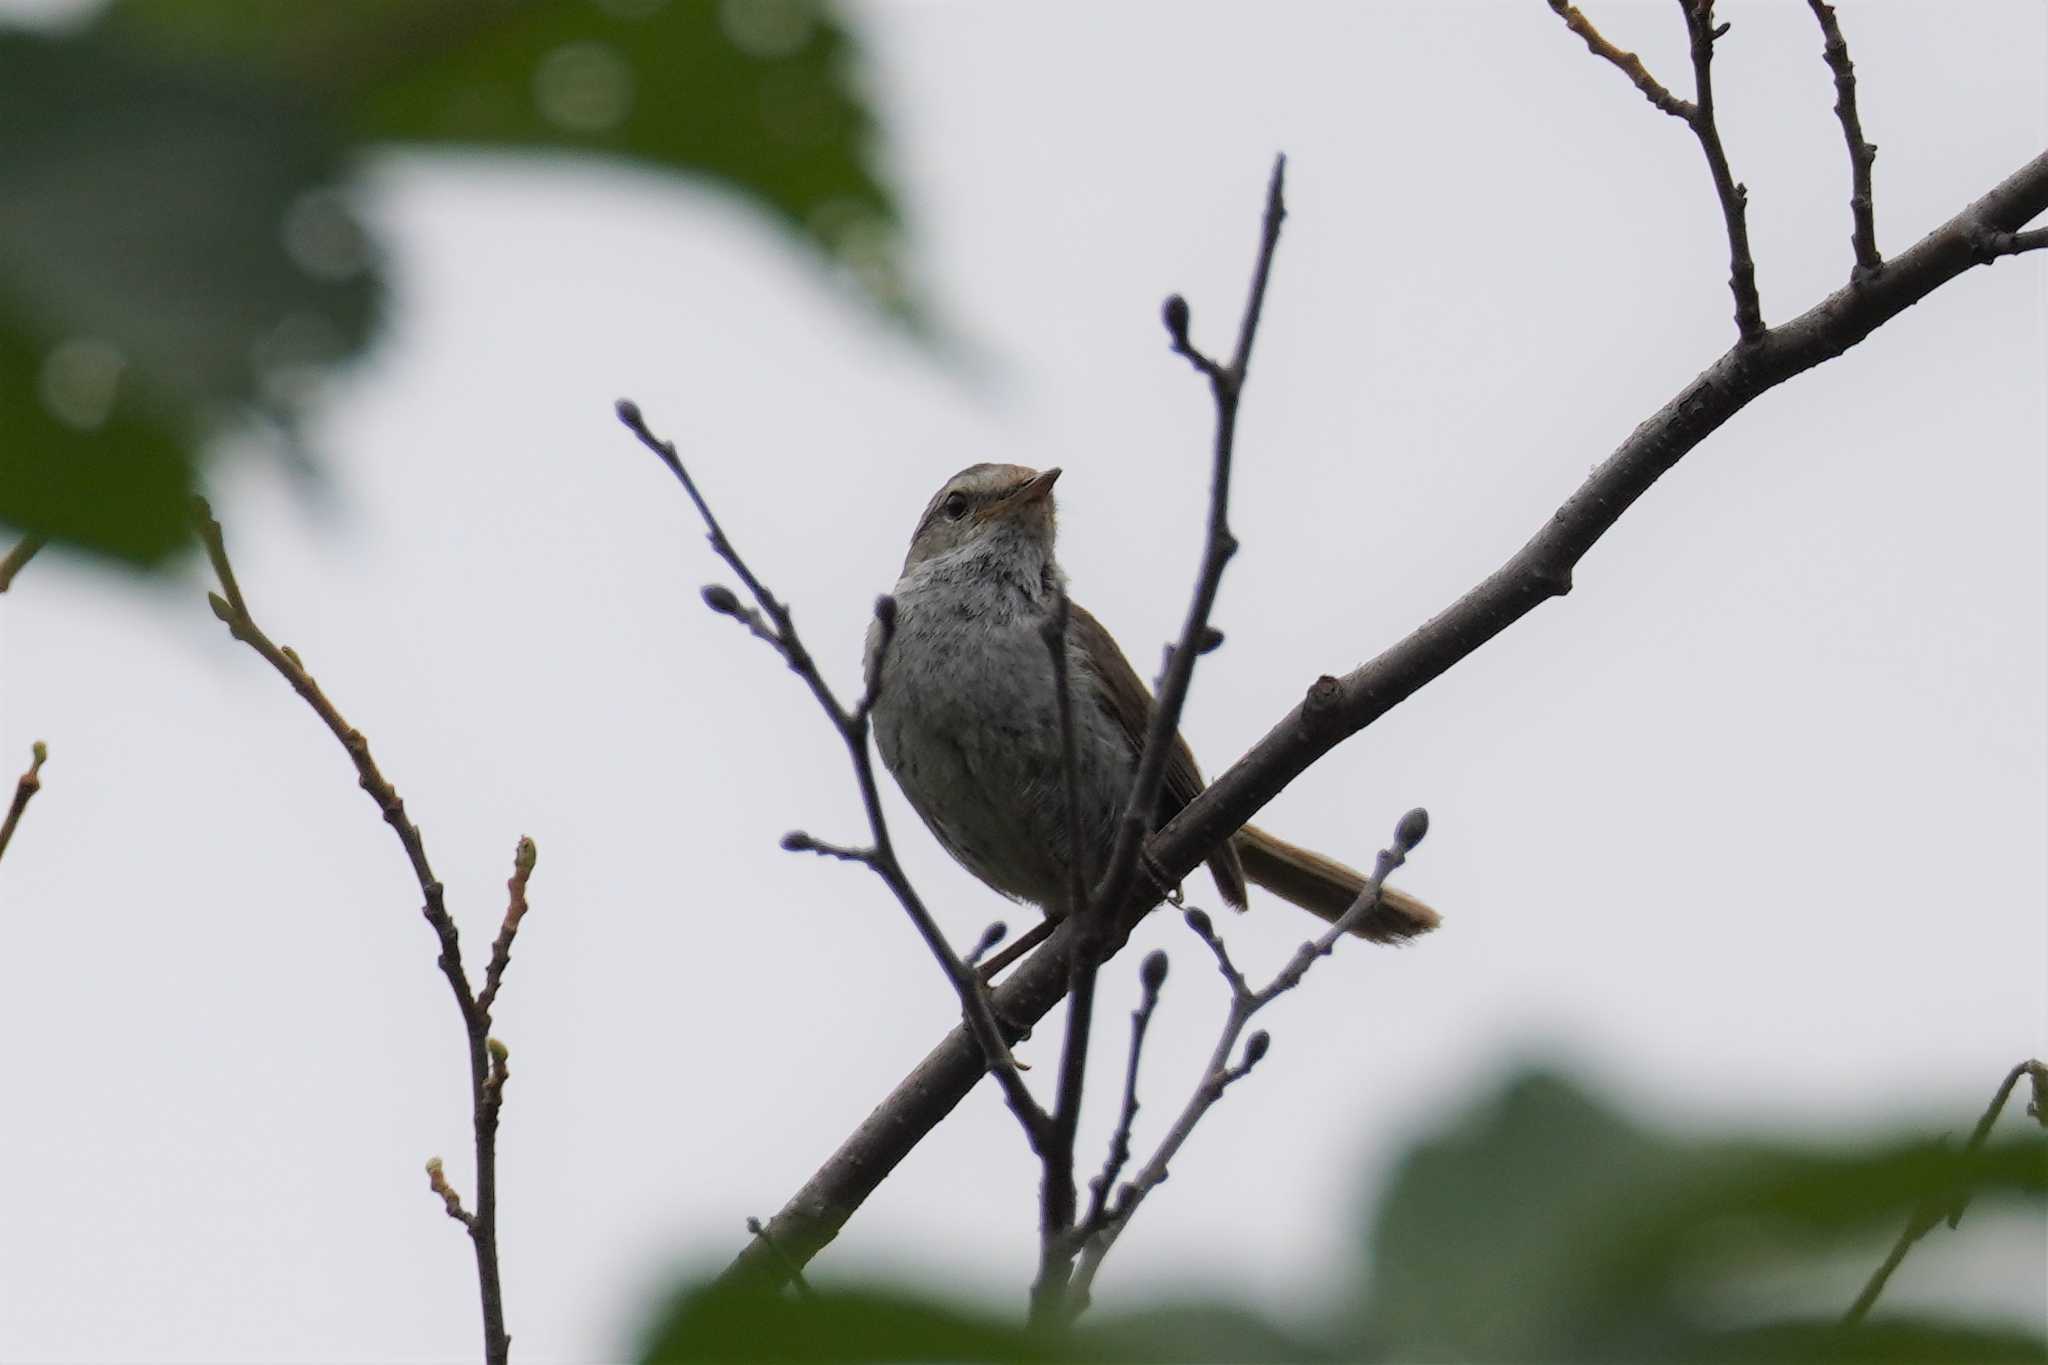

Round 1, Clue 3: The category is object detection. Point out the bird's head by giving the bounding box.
[901,463,1061,574]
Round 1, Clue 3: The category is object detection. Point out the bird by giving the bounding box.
[865,461,1440,945]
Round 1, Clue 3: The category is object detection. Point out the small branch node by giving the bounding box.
[426,1156,476,1229]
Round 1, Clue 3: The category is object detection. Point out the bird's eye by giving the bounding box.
[942,492,969,520]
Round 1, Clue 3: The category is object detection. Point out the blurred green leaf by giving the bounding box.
[638,1281,1322,1364]
[1,0,910,564]
[1354,1068,2047,1362]
[99,0,913,321]
[0,316,195,562]
[0,25,375,562]
[630,1066,2043,1365]
[639,1282,1051,1364]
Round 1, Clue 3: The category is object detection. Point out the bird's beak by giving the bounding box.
[1014,467,1061,505]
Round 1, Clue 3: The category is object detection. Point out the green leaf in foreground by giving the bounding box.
[1354,1067,2047,1361]
[629,1064,2044,1363]
[100,0,916,322]
[0,25,377,562]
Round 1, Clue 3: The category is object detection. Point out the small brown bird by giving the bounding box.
[866,462,1440,942]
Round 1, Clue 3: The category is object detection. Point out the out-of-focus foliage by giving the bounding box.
[0,0,906,565]
[636,1066,2047,1363]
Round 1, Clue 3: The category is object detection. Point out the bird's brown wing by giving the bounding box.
[1068,602,1248,908]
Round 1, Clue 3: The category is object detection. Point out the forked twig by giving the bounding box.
[615,401,1049,1149]
[195,501,532,1365]
[1068,808,1430,1313]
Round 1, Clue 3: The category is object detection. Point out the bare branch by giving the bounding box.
[1548,1,1764,339]
[0,534,45,594]
[195,501,520,1365]
[0,741,48,868]
[1033,589,1096,1324]
[719,146,2048,1297]
[1845,1058,2048,1324]
[1542,0,1695,120]
[616,402,1049,1149]
[1082,949,1169,1237]
[1067,808,1429,1313]
[1806,0,1881,280]
[1093,151,1285,947]
[1680,0,1765,340]
[477,837,538,1019]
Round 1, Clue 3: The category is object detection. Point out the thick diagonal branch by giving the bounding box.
[721,147,2048,1295]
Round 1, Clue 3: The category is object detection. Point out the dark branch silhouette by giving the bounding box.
[1845,1058,2048,1324]
[1067,808,1429,1312]
[615,401,1047,1145]
[0,741,48,869]
[1806,0,1881,280]
[195,501,533,1365]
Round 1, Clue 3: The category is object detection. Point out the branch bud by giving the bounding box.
[873,593,898,634]
[781,830,817,853]
[1161,293,1191,346]
[614,397,643,429]
[1183,907,1213,939]
[1140,949,1170,993]
[1394,807,1430,853]
[1243,1030,1271,1066]
[702,584,743,617]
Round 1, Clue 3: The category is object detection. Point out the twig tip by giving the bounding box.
[1161,294,1191,347]
[1140,949,1170,993]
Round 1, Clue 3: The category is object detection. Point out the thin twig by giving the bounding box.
[720,147,2048,1296]
[1806,0,1881,280]
[1026,157,1289,1324]
[1546,1,1764,340]
[1033,589,1096,1324]
[1844,1058,2048,1324]
[0,535,46,593]
[0,741,48,868]
[615,401,1049,1149]
[1067,808,1427,1313]
[1680,0,1765,340]
[1095,151,1287,940]
[1082,949,1168,1236]
[195,501,521,1365]
[1543,1,1695,119]
[478,837,537,1018]
[963,923,1009,970]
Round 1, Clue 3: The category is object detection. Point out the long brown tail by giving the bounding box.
[1232,823,1441,944]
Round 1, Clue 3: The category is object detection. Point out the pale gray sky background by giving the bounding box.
[1,2,2043,1361]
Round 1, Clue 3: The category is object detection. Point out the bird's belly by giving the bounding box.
[873,604,1131,912]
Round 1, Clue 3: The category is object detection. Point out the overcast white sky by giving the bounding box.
[1,2,2043,1361]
